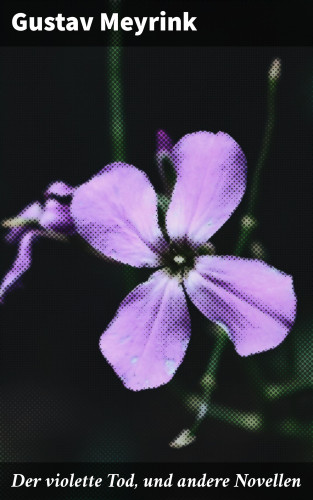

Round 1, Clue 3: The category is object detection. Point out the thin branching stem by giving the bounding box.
[180,61,281,443]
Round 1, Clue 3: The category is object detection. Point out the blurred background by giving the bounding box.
[0,46,312,462]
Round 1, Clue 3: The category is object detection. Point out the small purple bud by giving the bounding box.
[0,180,76,302]
[156,129,176,195]
[157,129,173,158]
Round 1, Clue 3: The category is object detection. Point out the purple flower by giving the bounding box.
[0,181,75,302]
[71,131,297,391]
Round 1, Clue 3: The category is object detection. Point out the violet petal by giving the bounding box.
[184,255,296,356]
[40,199,75,235]
[71,163,166,267]
[166,131,247,245]
[99,270,191,390]
[45,181,75,198]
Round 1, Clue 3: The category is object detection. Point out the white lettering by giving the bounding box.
[133,17,147,36]
[183,12,197,31]
[66,17,79,31]
[80,17,93,31]
[12,13,27,31]
[101,13,118,31]
[121,17,133,31]
[44,17,55,31]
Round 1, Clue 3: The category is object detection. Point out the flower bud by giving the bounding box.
[268,58,281,82]
[169,429,196,449]
[156,130,176,194]
[156,129,173,159]
[250,241,266,260]
[2,217,31,228]
[241,215,257,230]
[240,413,263,432]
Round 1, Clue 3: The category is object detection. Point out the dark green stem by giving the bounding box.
[264,380,312,401]
[195,402,263,434]
[108,1,125,162]
[190,332,228,434]
[171,383,263,435]
[233,63,282,427]
[108,0,138,292]
[235,68,280,255]
[248,82,278,215]
[203,333,228,393]
[174,61,282,445]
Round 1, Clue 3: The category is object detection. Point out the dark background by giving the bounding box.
[1,1,312,47]
[0,46,312,462]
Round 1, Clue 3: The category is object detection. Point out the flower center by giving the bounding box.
[161,241,196,279]
[173,255,185,265]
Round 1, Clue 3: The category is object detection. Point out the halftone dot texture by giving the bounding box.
[108,5,125,164]
[156,129,174,181]
[107,9,141,295]
[108,44,125,162]
[71,131,297,391]
[235,59,280,256]
[157,129,173,158]
[0,181,75,302]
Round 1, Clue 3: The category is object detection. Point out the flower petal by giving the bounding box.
[166,131,247,245]
[99,270,191,390]
[71,163,166,267]
[184,256,296,356]
[45,181,75,198]
[0,230,40,302]
[40,199,75,235]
